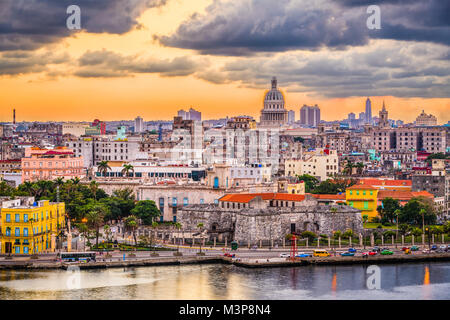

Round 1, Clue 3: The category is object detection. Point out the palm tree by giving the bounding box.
[71,177,80,185]
[86,204,107,248]
[344,161,354,176]
[97,161,111,177]
[121,164,134,178]
[89,180,99,200]
[124,215,139,247]
[356,162,365,175]
[54,177,64,187]
[77,223,89,251]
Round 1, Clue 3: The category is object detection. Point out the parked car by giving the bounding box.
[224,253,235,258]
[372,246,380,252]
[381,249,394,255]
[404,248,411,254]
[431,245,438,251]
[341,252,355,257]
[401,247,409,251]
[439,245,447,251]
[348,248,357,253]
[422,249,431,254]
[296,252,311,258]
[411,245,420,251]
[279,253,290,258]
[368,251,377,256]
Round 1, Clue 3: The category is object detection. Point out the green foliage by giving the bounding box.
[377,198,401,224]
[333,230,342,239]
[399,197,436,225]
[310,178,356,195]
[410,227,423,237]
[383,230,396,238]
[131,200,160,225]
[398,223,409,235]
[301,231,316,242]
[342,229,354,239]
[295,174,319,193]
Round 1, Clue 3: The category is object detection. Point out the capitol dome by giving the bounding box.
[263,77,285,110]
[259,77,288,127]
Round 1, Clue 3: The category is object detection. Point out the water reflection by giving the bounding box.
[0,263,448,300]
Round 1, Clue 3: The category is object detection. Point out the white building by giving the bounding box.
[134,116,144,133]
[285,148,339,181]
[62,122,91,137]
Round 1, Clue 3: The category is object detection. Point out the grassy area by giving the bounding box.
[364,223,397,229]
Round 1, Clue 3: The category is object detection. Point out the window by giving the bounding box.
[15,247,20,254]
[172,197,177,206]
[183,198,188,206]
[200,199,204,204]
[24,228,28,237]
[356,191,359,195]
[5,227,11,236]
[15,227,20,237]
[349,191,352,195]
[24,247,29,254]
[363,191,366,195]
[6,214,10,222]
[364,201,369,210]
[15,214,20,222]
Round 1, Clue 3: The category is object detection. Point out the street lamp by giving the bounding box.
[425,227,431,250]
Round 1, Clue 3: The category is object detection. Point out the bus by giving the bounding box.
[313,249,331,257]
[57,252,97,263]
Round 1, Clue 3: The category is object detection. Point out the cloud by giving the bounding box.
[194,41,450,98]
[0,0,167,51]
[156,0,450,55]
[0,51,70,76]
[74,49,208,78]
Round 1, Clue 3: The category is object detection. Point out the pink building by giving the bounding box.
[21,147,85,182]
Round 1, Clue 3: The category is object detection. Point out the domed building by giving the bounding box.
[259,77,288,127]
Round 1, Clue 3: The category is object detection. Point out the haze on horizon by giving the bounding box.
[0,0,449,124]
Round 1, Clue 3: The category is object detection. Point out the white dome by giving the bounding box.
[263,77,285,110]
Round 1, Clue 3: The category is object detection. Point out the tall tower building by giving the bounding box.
[300,104,320,127]
[13,109,16,124]
[134,116,144,133]
[365,98,372,124]
[379,101,389,127]
[288,110,295,124]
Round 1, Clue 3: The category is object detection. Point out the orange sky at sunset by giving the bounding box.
[0,0,449,124]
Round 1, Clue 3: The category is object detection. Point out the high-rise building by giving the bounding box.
[134,116,144,133]
[359,112,365,120]
[299,104,320,127]
[365,98,372,124]
[260,77,288,127]
[178,108,202,121]
[348,113,356,120]
[288,110,295,124]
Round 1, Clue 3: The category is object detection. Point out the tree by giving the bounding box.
[124,215,139,247]
[399,197,436,226]
[342,229,353,239]
[295,174,319,193]
[377,197,401,224]
[301,231,316,242]
[86,202,108,248]
[131,200,160,225]
[97,161,111,177]
[344,161,354,176]
[76,223,89,251]
[356,162,365,175]
[398,223,409,235]
[89,181,99,200]
[121,164,134,177]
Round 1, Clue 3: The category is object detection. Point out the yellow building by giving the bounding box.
[287,182,306,195]
[345,185,379,219]
[0,197,66,255]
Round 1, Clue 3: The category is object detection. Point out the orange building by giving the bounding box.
[21,147,85,182]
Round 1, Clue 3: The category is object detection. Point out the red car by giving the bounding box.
[223,253,235,258]
[362,251,377,256]
[401,247,409,251]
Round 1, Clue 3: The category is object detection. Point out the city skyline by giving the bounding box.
[0,0,449,123]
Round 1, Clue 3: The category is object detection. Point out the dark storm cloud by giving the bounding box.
[0,0,167,51]
[74,49,208,78]
[0,51,70,75]
[156,0,450,55]
[195,42,450,98]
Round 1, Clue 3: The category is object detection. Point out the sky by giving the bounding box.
[0,0,449,123]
